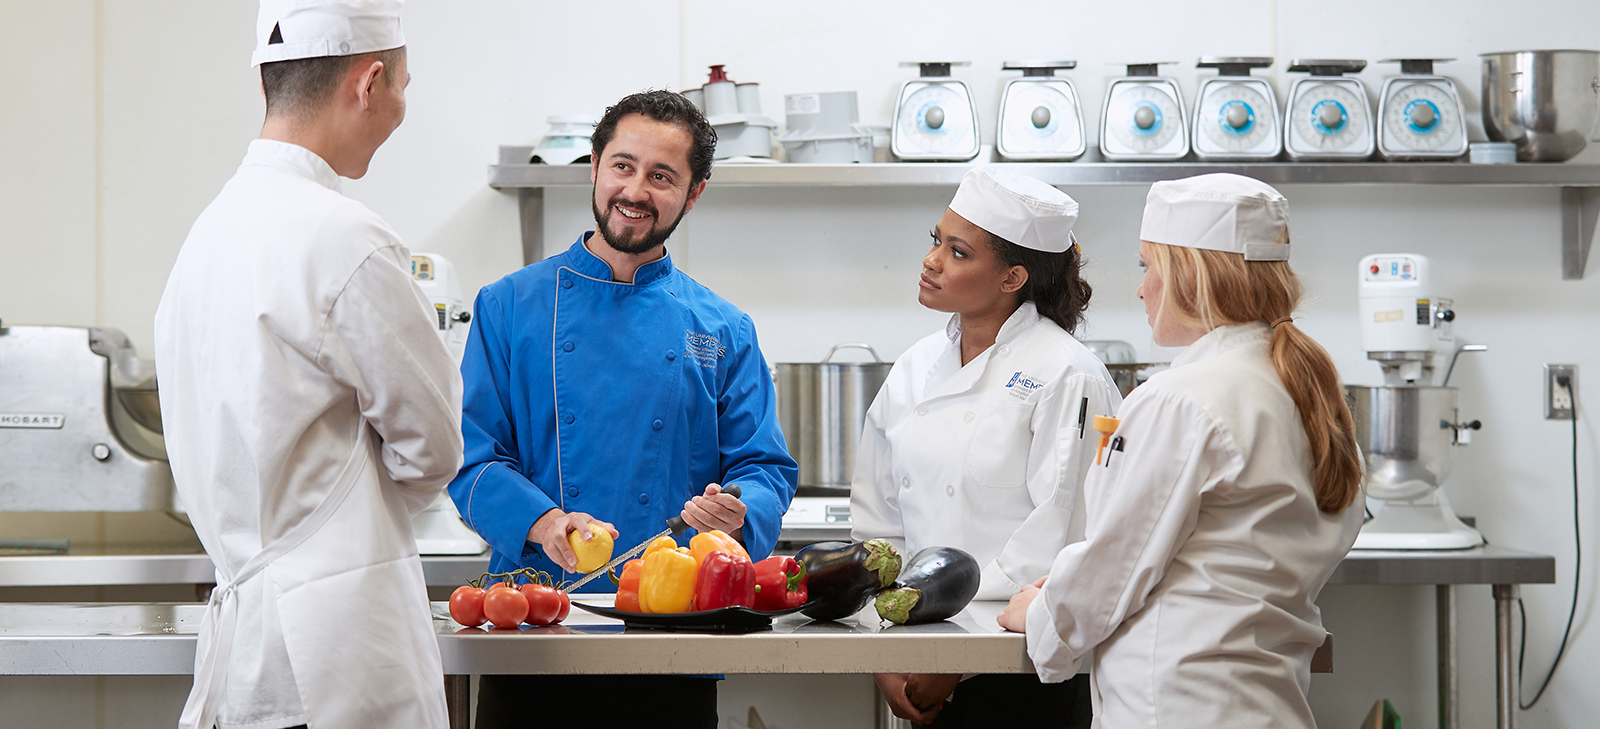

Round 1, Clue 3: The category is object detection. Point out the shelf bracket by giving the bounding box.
[1561,186,1599,280]
[517,187,544,266]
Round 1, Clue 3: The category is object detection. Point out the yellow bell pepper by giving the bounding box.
[642,535,680,561]
[690,529,749,566]
[640,547,698,613]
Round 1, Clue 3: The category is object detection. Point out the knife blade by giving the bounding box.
[563,483,741,593]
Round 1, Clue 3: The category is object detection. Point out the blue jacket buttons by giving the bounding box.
[563,341,575,352]
[652,419,664,431]
[638,493,650,505]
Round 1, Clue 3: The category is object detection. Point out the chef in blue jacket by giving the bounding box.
[449,90,797,729]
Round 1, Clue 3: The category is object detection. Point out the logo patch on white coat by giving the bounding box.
[685,330,727,369]
[1005,371,1048,401]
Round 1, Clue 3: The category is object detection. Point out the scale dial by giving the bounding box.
[997,80,1085,160]
[891,81,979,161]
[1286,78,1373,159]
[1100,80,1187,160]
[1378,79,1466,159]
[1193,79,1281,160]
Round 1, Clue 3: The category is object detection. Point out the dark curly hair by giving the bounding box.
[590,90,718,188]
[984,233,1093,335]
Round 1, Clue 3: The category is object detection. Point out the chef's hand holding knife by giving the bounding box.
[528,510,619,572]
[681,483,747,538]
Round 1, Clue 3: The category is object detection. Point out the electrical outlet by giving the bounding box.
[1545,364,1577,420]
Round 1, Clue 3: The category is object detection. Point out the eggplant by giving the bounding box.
[874,546,980,625]
[796,539,902,621]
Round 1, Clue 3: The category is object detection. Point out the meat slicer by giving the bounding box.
[0,323,174,532]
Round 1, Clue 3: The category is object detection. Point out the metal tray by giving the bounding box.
[569,601,810,634]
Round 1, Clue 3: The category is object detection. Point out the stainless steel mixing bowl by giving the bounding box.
[1481,50,1600,162]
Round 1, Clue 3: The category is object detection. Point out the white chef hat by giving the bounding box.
[251,0,405,67]
[948,167,1080,254]
[1138,173,1290,261]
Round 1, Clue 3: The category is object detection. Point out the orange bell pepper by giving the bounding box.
[613,559,643,612]
[690,529,749,566]
[640,546,698,613]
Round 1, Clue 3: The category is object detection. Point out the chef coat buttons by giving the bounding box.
[563,412,576,424]
[652,419,664,431]
[561,278,573,289]
[999,345,1011,356]
[900,477,910,488]
[916,407,929,417]
[566,487,579,497]
[963,412,975,423]
[946,485,955,496]
[638,493,650,505]
[562,341,575,352]
[666,350,676,361]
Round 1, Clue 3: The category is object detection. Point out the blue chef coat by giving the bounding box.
[449,235,798,590]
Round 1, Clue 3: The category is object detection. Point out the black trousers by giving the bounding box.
[475,674,718,729]
[926,672,1092,728]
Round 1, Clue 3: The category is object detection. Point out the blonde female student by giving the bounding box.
[999,173,1363,729]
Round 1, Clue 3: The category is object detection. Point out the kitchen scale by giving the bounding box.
[891,62,981,162]
[996,60,1086,161]
[1192,56,1282,161]
[1284,59,1375,161]
[1376,58,1468,160]
[1099,62,1188,161]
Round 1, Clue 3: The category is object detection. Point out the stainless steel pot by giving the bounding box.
[775,344,894,496]
[1481,49,1600,161]
[1346,385,1477,501]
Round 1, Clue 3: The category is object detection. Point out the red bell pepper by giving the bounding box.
[752,556,808,611]
[694,551,757,610]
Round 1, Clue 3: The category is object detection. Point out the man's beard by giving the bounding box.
[591,192,689,255]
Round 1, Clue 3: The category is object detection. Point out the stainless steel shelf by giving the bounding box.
[0,548,490,588]
[487,145,1600,278]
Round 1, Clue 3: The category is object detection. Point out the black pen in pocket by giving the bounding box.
[1076,396,1089,439]
[1105,436,1125,467]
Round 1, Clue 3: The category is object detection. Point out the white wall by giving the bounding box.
[4,1,1599,728]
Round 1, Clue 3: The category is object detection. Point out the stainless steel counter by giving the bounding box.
[0,545,1555,729]
[0,599,1026,677]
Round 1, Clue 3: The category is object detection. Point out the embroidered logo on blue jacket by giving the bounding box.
[685,330,727,369]
[1006,371,1048,401]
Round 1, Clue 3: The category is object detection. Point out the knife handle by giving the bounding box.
[665,483,742,535]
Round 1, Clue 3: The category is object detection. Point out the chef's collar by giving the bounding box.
[1169,321,1271,369]
[243,139,342,192]
[569,233,675,285]
[944,300,1042,345]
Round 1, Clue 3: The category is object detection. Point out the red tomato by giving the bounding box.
[554,588,571,624]
[483,585,529,629]
[520,583,563,626]
[448,585,487,627]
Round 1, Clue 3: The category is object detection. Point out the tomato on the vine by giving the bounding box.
[520,583,562,626]
[553,588,571,623]
[483,584,529,629]
[448,585,487,627]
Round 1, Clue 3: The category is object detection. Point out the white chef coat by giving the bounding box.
[1025,323,1362,729]
[155,139,463,729]
[851,302,1121,600]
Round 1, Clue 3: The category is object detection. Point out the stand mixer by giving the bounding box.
[1348,253,1486,550]
[409,253,487,555]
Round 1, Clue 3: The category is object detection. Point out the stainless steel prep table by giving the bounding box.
[0,545,490,590]
[0,546,1555,729]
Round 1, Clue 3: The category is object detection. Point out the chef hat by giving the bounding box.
[948,167,1080,254]
[252,0,405,67]
[1138,173,1290,261]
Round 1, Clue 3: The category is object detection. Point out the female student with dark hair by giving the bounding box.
[853,168,1122,727]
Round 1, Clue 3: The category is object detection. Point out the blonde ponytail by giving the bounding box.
[1147,240,1362,514]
